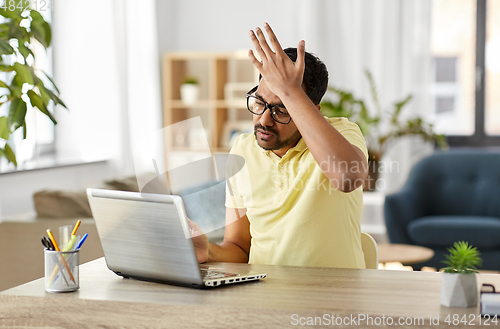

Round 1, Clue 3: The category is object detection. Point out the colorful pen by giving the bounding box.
[75,233,88,250]
[71,220,82,236]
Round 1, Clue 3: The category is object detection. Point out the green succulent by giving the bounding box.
[440,241,482,274]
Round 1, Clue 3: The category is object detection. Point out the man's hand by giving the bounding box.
[248,22,305,99]
[187,218,208,263]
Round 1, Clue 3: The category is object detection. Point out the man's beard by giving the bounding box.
[254,124,302,151]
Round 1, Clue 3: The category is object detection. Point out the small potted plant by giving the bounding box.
[180,76,199,105]
[440,241,482,308]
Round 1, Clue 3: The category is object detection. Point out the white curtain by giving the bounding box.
[294,0,434,193]
[53,0,162,178]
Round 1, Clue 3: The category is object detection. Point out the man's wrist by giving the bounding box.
[206,242,216,262]
[277,84,304,101]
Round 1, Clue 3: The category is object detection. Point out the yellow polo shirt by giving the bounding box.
[225,117,368,269]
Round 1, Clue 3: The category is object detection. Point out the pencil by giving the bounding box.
[71,220,82,236]
[46,229,76,283]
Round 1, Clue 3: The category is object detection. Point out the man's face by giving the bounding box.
[252,79,302,156]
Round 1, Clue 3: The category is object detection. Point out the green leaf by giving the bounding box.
[43,72,60,94]
[0,22,10,35]
[31,21,46,48]
[0,62,15,71]
[0,39,14,55]
[13,62,34,85]
[0,80,7,88]
[18,42,34,60]
[30,10,51,48]
[3,143,17,166]
[36,81,51,106]
[8,83,22,97]
[0,6,22,20]
[27,89,57,124]
[0,116,10,140]
[365,69,381,116]
[440,241,482,272]
[22,119,26,139]
[8,21,26,40]
[7,97,27,131]
[392,95,412,124]
[45,88,67,109]
[42,21,51,48]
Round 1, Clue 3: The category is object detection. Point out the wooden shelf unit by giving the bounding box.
[162,52,258,157]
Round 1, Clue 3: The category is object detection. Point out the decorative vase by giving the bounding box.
[441,272,478,308]
[180,84,199,104]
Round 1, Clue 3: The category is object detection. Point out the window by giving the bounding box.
[430,0,500,146]
[0,8,54,172]
[432,57,459,115]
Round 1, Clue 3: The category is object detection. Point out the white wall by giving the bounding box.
[0,161,113,219]
[156,0,300,54]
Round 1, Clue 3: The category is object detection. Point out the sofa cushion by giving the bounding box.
[407,216,500,249]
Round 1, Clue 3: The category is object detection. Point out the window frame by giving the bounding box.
[447,0,500,147]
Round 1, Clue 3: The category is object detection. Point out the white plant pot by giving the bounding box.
[441,272,478,308]
[180,84,199,104]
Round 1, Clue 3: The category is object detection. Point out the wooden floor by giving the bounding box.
[0,216,104,292]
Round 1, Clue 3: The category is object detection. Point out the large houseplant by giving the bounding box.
[0,5,65,167]
[440,241,482,308]
[320,70,447,190]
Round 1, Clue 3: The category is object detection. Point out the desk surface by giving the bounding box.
[2,258,500,328]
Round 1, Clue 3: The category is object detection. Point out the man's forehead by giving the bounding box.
[256,83,282,104]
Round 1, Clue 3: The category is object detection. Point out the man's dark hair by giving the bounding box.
[259,48,329,105]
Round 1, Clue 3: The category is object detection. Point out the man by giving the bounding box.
[190,23,368,269]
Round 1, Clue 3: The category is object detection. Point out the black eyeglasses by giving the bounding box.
[245,86,291,124]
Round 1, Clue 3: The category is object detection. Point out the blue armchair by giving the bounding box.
[384,150,500,270]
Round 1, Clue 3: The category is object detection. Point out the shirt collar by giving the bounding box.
[252,135,308,157]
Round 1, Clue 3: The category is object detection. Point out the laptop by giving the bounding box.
[86,188,267,288]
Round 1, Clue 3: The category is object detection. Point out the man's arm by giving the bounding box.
[248,23,367,192]
[276,88,368,192]
[209,207,251,262]
[190,207,251,263]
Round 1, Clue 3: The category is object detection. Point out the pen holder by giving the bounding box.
[44,249,79,293]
